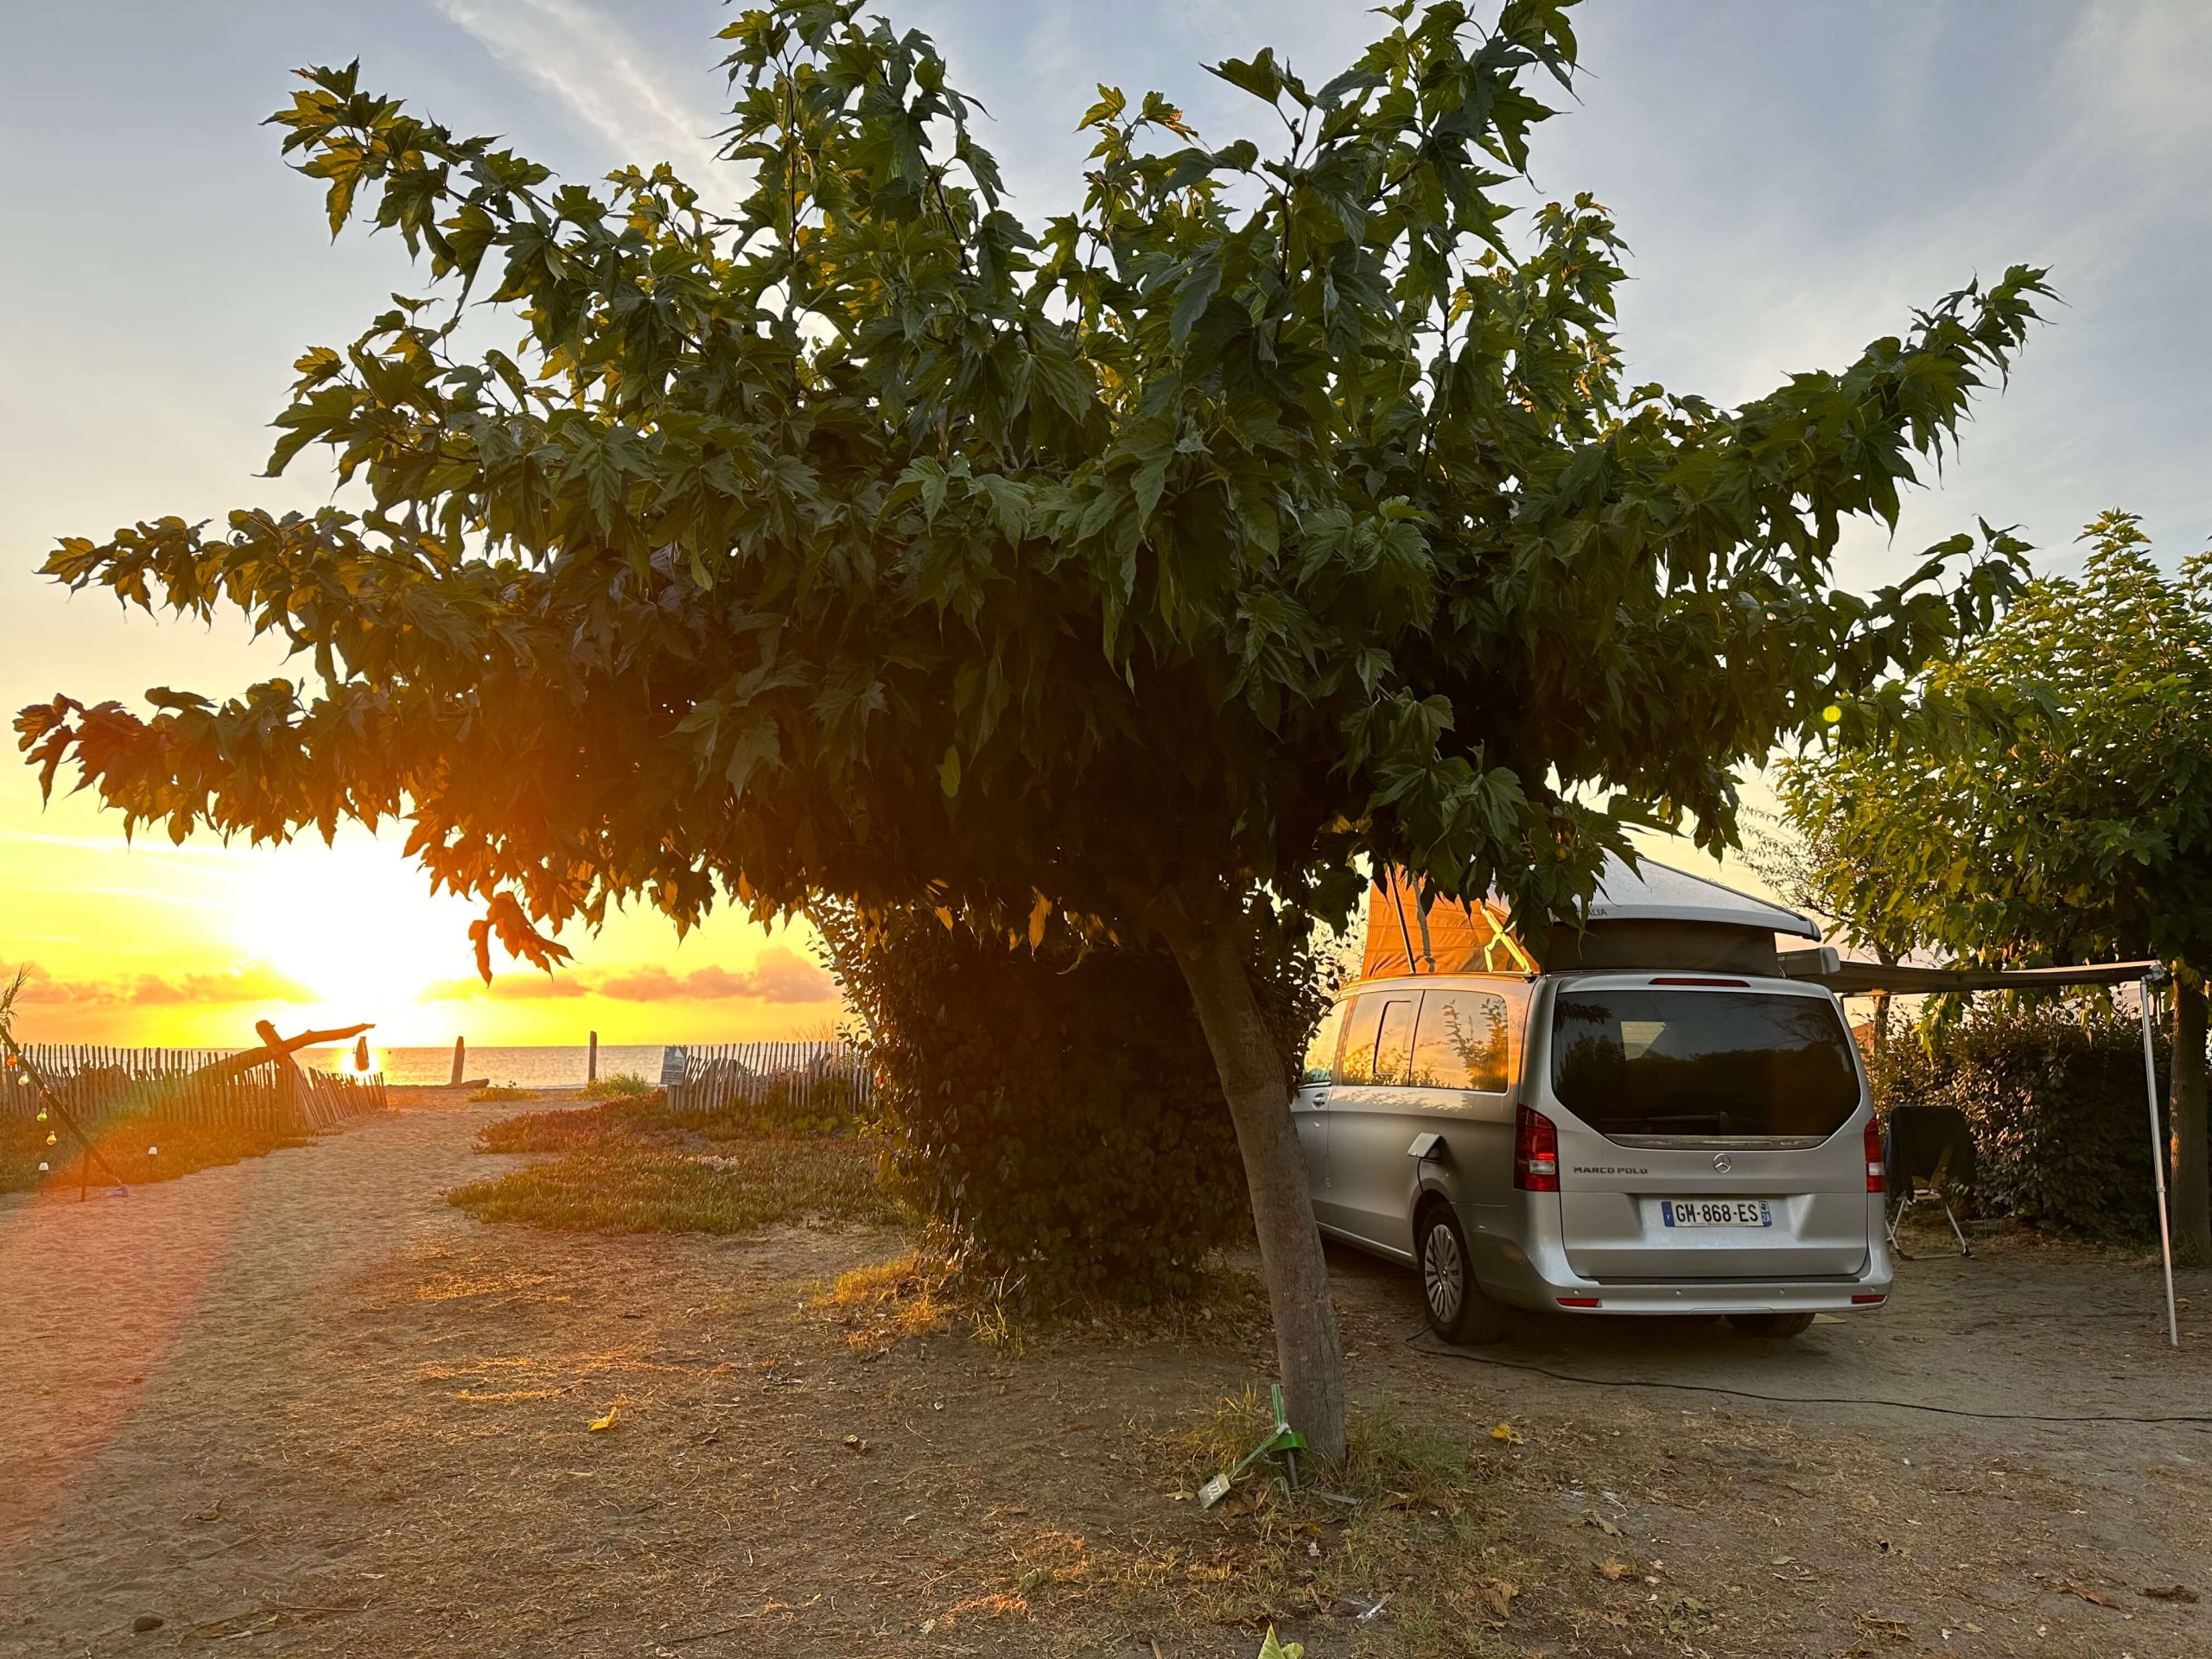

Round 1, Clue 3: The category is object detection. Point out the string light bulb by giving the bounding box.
[46,1131,59,1147]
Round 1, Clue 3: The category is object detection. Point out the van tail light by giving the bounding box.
[1515,1105,1560,1192]
[1865,1116,1885,1192]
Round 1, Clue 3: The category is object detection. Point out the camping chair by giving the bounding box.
[1883,1104,1977,1259]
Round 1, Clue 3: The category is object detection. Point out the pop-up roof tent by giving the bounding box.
[1363,856,2180,1348]
[1361,852,1821,981]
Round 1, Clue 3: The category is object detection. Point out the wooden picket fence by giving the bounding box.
[4,1045,387,1132]
[668,1040,874,1122]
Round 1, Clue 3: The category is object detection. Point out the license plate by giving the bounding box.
[1661,1198,1772,1229]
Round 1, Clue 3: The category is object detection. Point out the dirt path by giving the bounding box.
[3,1098,2209,1657]
[0,1090,508,1570]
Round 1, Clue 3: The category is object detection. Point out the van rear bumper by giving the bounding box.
[1471,1199,1894,1315]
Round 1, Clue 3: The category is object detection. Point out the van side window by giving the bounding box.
[1373,998,1418,1085]
[1411,989,1511,1092]
[1335,995,1384,1084]
[1300,1002,1346,1085]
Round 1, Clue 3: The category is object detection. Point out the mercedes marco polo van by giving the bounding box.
[1300,859,1890,1342]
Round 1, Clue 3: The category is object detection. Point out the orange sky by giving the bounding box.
[0,789,842,1047]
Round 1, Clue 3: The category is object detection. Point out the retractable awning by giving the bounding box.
[1775,949,2178,1347]
[1778,950,2158,996]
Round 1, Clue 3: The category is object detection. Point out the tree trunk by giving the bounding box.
[1155,890,1349,1465]
[2171,972,2210,1268]
[1872,946,1898,1055]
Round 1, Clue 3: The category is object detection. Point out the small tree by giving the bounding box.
[16,0,2047,1457]
[1738,807,1910,1048]
[1778,512,2212,1264]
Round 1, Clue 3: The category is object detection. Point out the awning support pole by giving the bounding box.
[2139,971,2181,1348]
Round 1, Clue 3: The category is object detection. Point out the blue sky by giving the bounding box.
[1,1,2206,1038]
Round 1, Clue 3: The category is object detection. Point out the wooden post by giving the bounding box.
[588,1031,599,1085]
[0,1028,129,1198]
[255,1019,305,1128]
[449,1036,466,1088]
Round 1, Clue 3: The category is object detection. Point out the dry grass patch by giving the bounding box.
[1116,1391,1531,1654]
[812,1243,1274,1354]
[815,1248,1012,1350]
[814,1238,1274,1353]
[912,1393,1532,1655]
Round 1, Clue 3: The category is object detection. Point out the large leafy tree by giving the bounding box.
[1778,512,2212,1264]
[17,0,2047,1457]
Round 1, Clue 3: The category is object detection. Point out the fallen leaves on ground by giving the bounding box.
[2050,1580,2118,1609]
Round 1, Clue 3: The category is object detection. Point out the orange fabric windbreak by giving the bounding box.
[1362,874,1538,978]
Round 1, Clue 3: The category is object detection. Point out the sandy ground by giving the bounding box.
[3,1088,2210,1657]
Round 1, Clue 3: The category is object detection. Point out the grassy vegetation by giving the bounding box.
[1,1109,314,1195]
[449,1088,902,1236]
[467,1084,537,1103]
[578,1071,652,1100]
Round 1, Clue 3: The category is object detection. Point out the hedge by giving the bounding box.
[1871,1002,2173,1243]
[818,901,1329,1305]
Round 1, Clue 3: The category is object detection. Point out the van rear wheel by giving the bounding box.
[1727,1311,1815,1338]
[1418,1204,1507,1344]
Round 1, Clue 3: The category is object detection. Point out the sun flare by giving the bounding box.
[224,839,483,1028]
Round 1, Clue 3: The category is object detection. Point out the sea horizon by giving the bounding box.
[296,1041,840,1090]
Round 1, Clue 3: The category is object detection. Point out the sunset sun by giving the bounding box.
[223,839,484,1026]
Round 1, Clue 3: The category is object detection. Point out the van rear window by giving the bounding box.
[1550,989,1859,1139]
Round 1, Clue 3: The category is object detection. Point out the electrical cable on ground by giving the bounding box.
[1401,1328,2212,1426]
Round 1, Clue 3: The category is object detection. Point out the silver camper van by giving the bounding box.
[1300,859,1890,1342]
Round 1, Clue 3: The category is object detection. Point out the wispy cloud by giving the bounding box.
[421,946,835,1006]
[10,961,318,1008]
[595,949,834,1005]
[433,0,728,183]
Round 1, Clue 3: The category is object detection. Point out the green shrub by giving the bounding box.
[1872,1002,2167,1241]
[817,900,1330,1306]
[579,1071,652,1100]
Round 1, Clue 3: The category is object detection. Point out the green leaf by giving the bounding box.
[1169,251,1224,347]
[723,715,782,800]
[1209,50,1284,105]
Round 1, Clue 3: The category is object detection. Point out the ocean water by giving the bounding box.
[297,1044,675,1089]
